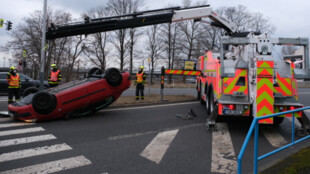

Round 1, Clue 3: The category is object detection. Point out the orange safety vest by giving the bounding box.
[50,70,60,82]
[9,73,20,87]
[136,72,144,83]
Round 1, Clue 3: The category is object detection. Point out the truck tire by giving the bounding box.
[273,117,284,126]
[197,82,201,100]
[88,67,102,77]
[23,87,39,97]
[105,68,123,87]
[32,92,57,115]
[208,90,215,115]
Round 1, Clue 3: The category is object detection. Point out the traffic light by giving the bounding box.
[0,19,4,28]
[19,60,22,66]
[6,21,12,31]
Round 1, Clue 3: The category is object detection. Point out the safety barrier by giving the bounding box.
[237,106,310,174]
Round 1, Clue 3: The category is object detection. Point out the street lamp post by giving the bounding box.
[39,0,47,90]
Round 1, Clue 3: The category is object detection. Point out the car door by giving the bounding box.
[0,73,8,94]
[19,74,33,91]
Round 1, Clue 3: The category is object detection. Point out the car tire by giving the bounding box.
[23,87,39,97]
[88,67,103,77]
[32,92,57,115]
[105,68,123,87]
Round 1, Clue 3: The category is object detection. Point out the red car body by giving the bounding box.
[8,68,130,122]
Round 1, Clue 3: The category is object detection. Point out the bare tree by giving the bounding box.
[127,0,144,75]
[145,25,164,84]
[83,6,111,71]
[63,36,85,82]
[5,9,74,80]
[160,23,182,83]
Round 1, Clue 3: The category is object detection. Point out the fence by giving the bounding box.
[237,106,310,174]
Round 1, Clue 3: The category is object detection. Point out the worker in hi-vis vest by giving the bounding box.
[48,64,62,87]
[135,66,146,100]
[7,66,21,104]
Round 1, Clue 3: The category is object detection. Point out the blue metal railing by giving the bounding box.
[237,106,310,174]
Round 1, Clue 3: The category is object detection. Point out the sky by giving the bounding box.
[0,0,310,67]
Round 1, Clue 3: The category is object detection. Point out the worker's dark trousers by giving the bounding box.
[49,83,59,87]
[136,83,144,100]
[8,88,20,104]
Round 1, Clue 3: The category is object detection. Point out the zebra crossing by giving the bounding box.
[0,119,92,174]
[0,115,304,174]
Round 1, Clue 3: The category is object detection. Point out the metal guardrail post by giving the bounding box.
[254,122,259,174]
[238,106,310,174]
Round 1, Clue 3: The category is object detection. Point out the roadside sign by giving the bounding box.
[0,19,3,28]
[22,50,27,57]
[184,60,196,70]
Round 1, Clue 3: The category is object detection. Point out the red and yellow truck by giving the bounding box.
[196,33,310,130]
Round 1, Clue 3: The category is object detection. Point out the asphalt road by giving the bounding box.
[0,87,310,174]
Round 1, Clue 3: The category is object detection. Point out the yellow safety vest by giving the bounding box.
[9,73,20,88]
[136,72,144,83]
[50,70,60,82]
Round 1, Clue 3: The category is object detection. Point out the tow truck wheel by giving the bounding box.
[205,94,209,112]
[208,90,215,115]
[23,87,39,97]
[105,68,123,87]
[88,67,102,77]
[32,92,57,115]
[197,83,201,100]
[273,117,284,126]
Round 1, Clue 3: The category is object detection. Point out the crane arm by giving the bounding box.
[46,5,237,40]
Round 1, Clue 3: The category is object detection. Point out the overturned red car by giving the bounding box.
[8,68,130,122]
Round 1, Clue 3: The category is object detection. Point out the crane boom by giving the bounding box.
[46,5,237,40]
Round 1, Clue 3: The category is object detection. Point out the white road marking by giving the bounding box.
[261,127,287,148]
[108,123,203,141]
[286,117,301,127]
[140,129,179,164]
[0,143,72,163]
[212,123,237,174]
[0,134,57,147]
[0,155,91,174]
[101,101,199,112]
[0,123,35,128]
[0,127,45,137]
[0,118,12,122]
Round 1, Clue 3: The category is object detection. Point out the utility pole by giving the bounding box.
[3,57,5,67]
[39,0,47,90]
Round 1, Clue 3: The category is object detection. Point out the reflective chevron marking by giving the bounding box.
[0,156,91,174]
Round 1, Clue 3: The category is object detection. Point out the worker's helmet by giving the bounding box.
[10,66,16,70]
[51,64,56,68]
[140,66,144,69]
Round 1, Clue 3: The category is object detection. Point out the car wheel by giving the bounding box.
[32,92,57,115]
[105,68,123,87]
[23,87,39,97]
[88,67,103,77]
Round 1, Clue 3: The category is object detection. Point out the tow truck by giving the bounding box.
[46,4,310,134]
